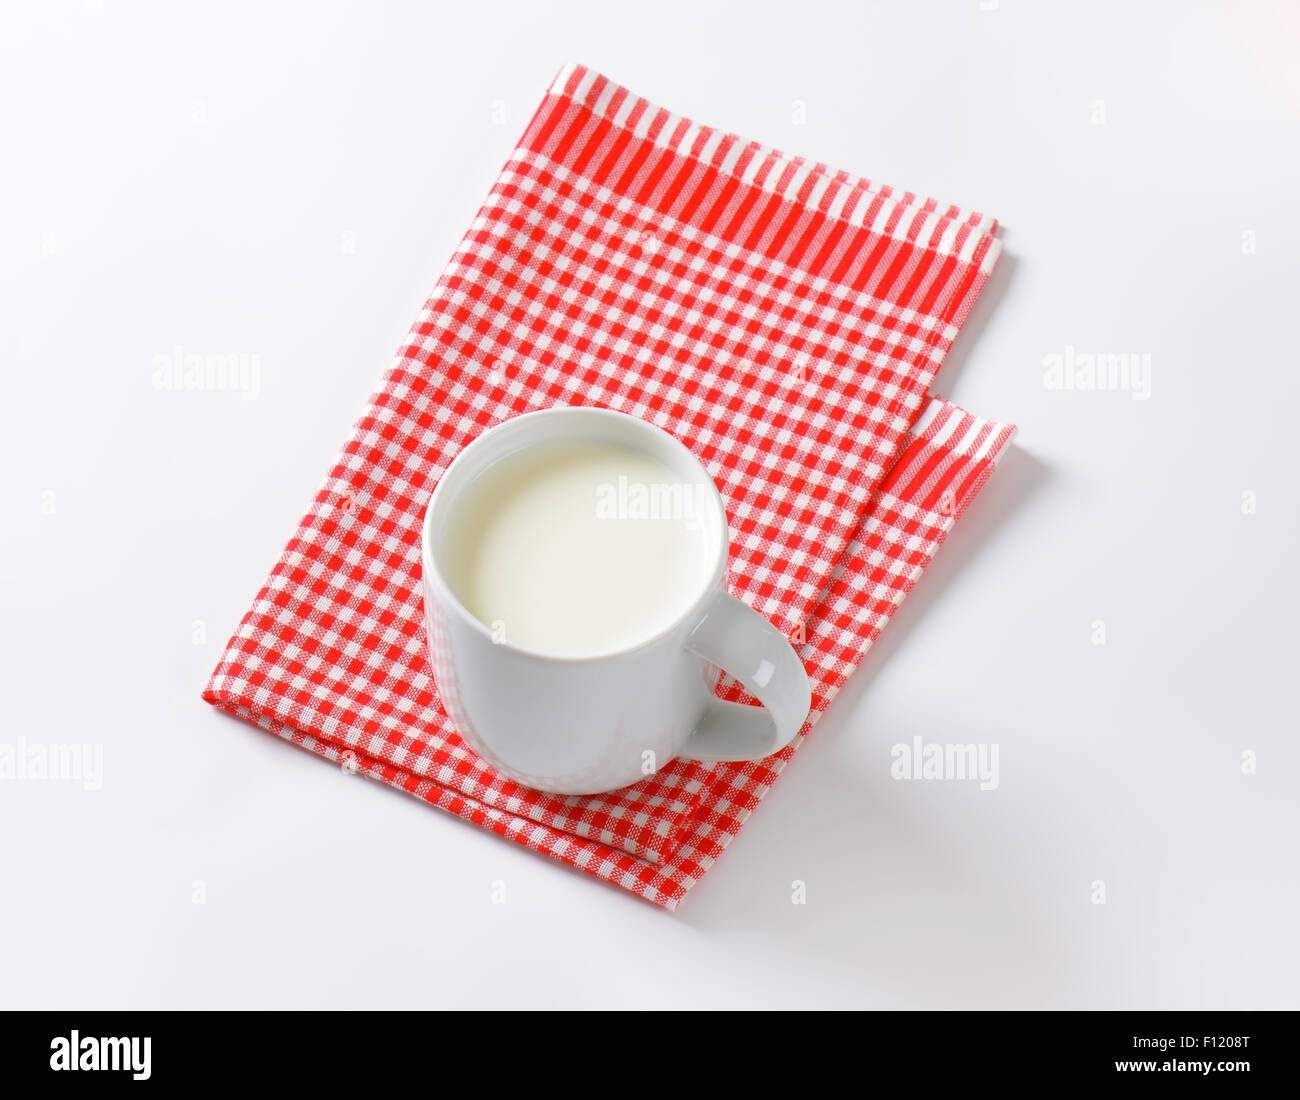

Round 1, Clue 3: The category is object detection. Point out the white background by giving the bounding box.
[3,0,1297,1009]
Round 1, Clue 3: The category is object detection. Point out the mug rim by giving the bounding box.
[421,404,729,664]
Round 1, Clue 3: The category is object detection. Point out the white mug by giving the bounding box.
[420,406,811,795]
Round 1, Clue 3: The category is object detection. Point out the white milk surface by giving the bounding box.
[442,441,713,657]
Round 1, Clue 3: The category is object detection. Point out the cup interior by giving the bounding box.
[423,406,729,659]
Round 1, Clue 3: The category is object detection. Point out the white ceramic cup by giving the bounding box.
[421,406,812,795]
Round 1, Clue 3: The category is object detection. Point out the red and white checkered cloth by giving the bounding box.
[204,64,1015,909]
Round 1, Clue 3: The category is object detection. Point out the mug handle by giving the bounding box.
[679,591,813,762]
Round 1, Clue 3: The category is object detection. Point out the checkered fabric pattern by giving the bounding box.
[204,64,1015,909]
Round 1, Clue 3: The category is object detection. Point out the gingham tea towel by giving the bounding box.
[204,64,1014,909]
